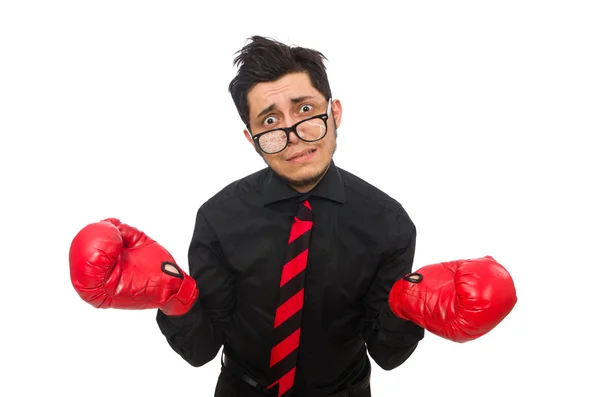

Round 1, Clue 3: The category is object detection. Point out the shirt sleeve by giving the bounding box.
[362,208,425,371]
[155,206,236,367]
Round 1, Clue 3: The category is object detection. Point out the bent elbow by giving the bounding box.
[369,342,420,371]
[375,359,400,371]
[183,347,221,368]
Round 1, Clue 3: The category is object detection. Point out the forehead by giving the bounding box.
[247,72,324,116]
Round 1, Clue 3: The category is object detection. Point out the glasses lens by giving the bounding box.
[256,117,328,154]
[258,130,287,154]
[297,118,327,142]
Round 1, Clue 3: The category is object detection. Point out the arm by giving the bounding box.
[156,207,235,367]
[362,210,425,371]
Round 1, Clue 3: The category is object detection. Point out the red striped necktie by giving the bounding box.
[267,200,313,397]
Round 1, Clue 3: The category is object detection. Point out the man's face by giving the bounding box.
[244,72,342,192]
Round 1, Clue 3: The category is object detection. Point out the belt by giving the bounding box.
[221,351,273,395]
[329,357,371,397]
[221,351,370,397]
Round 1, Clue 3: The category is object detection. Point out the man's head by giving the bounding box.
[228,36,342,192]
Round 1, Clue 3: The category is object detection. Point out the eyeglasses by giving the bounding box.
[250,99,332,154]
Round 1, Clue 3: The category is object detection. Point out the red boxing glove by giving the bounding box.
[69,218,198,316]
[388,256,517,342]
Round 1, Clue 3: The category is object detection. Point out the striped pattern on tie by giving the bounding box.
[267,200,313,397]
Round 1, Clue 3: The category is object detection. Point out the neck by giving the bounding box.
[292,183,318,194]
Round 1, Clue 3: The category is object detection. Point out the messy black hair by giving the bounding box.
[228,35,332,126]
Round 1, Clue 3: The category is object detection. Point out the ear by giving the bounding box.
[244,129,254,146]
[331,99,342,128]
[245,128,266,157]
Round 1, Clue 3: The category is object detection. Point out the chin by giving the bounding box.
[279,161,330,188]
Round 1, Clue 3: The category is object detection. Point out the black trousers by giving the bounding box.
[214,357,371,397]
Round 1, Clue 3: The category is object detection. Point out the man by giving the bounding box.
[155,35,425,396]
[69,36,517,397]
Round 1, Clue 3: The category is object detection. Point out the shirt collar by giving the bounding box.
[261,160,346,205]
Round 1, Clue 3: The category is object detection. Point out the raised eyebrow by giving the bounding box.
[256,103,276,119]
[256,96,317,119]
[291,95,316,103]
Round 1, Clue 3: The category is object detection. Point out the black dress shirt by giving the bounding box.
[156,161,425,396]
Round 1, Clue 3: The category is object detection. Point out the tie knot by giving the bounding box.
[295,200,312,221]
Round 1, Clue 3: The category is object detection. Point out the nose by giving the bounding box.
[287,129,301,144]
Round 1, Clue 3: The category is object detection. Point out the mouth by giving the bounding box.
[286,148,317,162]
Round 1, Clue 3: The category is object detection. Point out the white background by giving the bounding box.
[1,1,599,396]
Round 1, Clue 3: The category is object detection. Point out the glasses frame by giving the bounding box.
[249,98,332,155]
